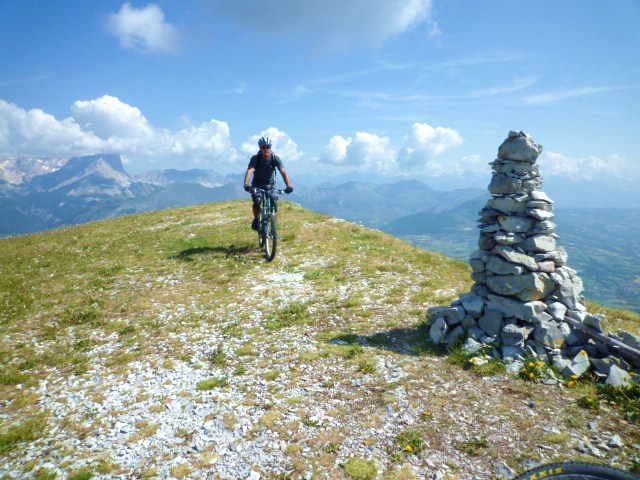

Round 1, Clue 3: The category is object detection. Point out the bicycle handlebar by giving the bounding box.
[250,188,289,195]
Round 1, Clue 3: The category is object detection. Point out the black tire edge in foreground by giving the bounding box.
[514,462,640,480]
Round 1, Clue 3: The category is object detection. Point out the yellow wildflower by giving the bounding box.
[405,445,414,452]
[528,362,536,367]
[529,373,535,379]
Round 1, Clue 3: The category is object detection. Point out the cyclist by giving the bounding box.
[243,137,294,230]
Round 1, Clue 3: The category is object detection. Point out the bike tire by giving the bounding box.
[514,462,639,480]
[263,214,277,262]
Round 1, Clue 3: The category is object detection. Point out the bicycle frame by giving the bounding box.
[252,188,285,261]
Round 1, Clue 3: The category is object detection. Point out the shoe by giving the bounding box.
[252,218,260,230]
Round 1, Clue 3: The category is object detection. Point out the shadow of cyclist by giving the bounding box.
[171,243,254,261]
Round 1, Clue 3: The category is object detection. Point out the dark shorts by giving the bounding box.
[252,188,278,211]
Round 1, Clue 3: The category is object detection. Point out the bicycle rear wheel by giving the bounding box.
[514,462,639,480]
[263,214,277,262]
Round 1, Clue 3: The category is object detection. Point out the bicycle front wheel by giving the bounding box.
[514,462,639,480]
[263,214,277,262]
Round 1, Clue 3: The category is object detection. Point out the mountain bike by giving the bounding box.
[514,462,639,480]
[251,188,287,262]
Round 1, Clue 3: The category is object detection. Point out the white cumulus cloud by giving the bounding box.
[319,132,396,171]
[539,151,639,180]
[317,122,465,175]
[105,2,180,54]
[400,122,463,161]
[72,95,154,141]
[0,100,103,155]
[0,97,236,168]
[207,0,434,50]
[241,128,303,164]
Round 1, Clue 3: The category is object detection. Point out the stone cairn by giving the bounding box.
[426,131,640,386]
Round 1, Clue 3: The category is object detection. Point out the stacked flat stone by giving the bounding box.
[426,131,640,386]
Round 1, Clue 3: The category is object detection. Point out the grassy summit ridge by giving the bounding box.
[1,200,638,479]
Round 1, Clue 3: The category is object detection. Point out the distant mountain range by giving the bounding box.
[1,154,638,312]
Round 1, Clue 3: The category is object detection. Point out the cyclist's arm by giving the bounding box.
[244,167,255,187]
[278,167,293,189]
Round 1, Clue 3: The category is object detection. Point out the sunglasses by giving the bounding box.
[260,146,271,149]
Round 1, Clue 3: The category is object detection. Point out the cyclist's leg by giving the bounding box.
[251,189,262,230]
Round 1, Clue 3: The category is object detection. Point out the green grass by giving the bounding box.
[2,199,640,478]
[196,377,229,390]
[0,415,48,453]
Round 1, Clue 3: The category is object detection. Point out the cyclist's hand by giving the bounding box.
[244,184,251,192]
[285,186,293,194]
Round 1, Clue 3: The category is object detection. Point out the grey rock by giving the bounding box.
[478,310,503,337]
[427,306,451,322]
[501,324,533,346]
[462,337,484,354]
[527,200,553,211]
[536,261,556,273]
[521,234,557,253]
[527,209,555,221]
[529,190,554,203]
[429,317,447,344]
[591,357,616,376]
[501,345,526,360]
[492,158,539,175]
[489,197,527,214]
[498,215,535,233]
[583,313,608,333]
[547,302,567,321]
[564,328,587,347]
[562,350,590,378]
[478,232,497,250]
[445,325,466,346]
[494,245,539,271]
[488,174,523,195]
[482,223,501,233]
[494,461,517,479]
[607,435,623,448]
[533,321,565,349]
[498,131,543,163]
[486,255,525,275]
[486,293,546,321]
[469,258,486,273]
[606,365,631,388]
[551,355,571,371]
[459,292,485,317]
[486,272,555,302]
[617,329,640,350]
[462,314,477,329]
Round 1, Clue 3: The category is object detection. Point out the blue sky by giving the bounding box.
[1,0,639,197]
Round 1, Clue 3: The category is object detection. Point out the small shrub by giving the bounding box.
[207,345,228,366]
[33,468,57,480]
[395,429,424,455]
[343,457,378,480]
[69,470,94,480]
[577,395,601,411]
[170,463,192,479]
[457,436,489,456]
[358,358,377,374]
[196,377,229,390]
[518,358,555,383]
[599,381,640,422]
